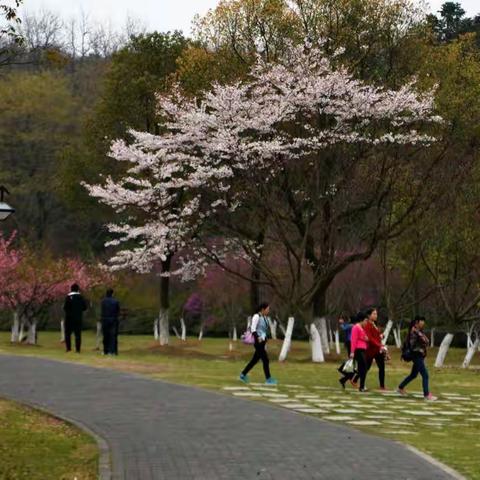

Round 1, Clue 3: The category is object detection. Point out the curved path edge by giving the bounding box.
[0,390,112,480]
[0,355,462,480]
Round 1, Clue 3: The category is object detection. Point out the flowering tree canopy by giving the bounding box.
[86,43,442,316]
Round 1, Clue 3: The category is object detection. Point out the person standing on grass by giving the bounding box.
[101,288,120,355]
[339,314,353,356]
[398,316,437,401]
[348,311,369,392]
[240,302,277,385]
[63,283,88,353]
[353,307,388,390]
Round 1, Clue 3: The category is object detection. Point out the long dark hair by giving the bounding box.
[256,302,269,314]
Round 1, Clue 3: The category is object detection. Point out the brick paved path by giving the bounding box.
[0,356,457,480]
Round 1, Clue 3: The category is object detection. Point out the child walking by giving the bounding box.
[240,302,277,385]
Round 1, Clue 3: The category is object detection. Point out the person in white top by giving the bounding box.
[240,302,277,385]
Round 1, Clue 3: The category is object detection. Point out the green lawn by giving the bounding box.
[1,331,479,479]
[0,398,98,480]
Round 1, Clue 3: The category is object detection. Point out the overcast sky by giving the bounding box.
[22,0,479,36]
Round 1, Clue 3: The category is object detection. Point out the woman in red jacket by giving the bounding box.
[363,307,387,390]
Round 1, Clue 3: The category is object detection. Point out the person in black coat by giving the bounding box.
[63,284,88,353]
[101,288,120,355]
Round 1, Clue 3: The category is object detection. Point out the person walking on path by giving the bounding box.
[101,288,120,355]
[63,284,88,353]
[353,307,388,390]
[398,316,437,401]
[339,315,353,356]
[339,312,368,390]
[348,311,369,392]
[240,303,277,385]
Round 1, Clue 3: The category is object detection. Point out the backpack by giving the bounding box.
[401,334,413,362]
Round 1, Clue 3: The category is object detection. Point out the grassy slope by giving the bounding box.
[0,398,97,480]
[1,331,479,479]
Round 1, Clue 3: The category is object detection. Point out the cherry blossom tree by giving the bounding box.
[86,43,443,357]
[0,233,102,344]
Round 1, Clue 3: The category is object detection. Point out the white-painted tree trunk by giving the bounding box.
[279,317,294,362]
[315,317,330,354]
[430,328,435,348]
[229,341,233,351]
[435,333,454,367]
[198,327,204,341]
[393,327,402,348]
[382,320,393,346]
[26,319,37,345]
[19,319,25,343]
[268,318,277,340]
[172,326,181,339]
[95,322,102,349]
[328,324,335,349]
[462,337,480,368]
[467,333,473,350]
[10,311,20,343]
[154,319,159,340]
[159,309,169,346]
[334,329,341,355]
[247,316,252,329]
[59,320,65,343]
[232,326,237,342]
[310,323,325,363]
[279,323,286,337]
[180,318,186,341]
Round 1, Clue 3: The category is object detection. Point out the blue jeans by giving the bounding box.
[399,355,429,396]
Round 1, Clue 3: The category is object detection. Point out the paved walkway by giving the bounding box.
[0,356,457,480]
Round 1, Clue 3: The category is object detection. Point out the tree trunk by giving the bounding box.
[95,322,102,350]
[159,309,169,346]
[232,326,237,342]
[60,320,65,343]
[10,311,20,343]
[312,290,330,354]
[172,326,181,339]
[462,337,480,368]
[26,319,37,345]
[310,323,324,362]
[19,318,25,343]
[435,333,454,367]
[158,257,172,346]
[279,323,286,337]
[154,319,159,340]
[198,325,204,341]
[268,318,277,340]
[430,328,435,348]
[247,316,252,330]
[180,318,186,341]
[279,317,294,362]
[382,320,393,346]
[393,325,402,348]
[334,329,341,355]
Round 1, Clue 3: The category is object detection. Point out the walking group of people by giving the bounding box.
[339,308,436,400]
[63,284,121,356]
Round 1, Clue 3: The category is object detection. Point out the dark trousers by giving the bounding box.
[399,355,429,396]
[343,349,368,389]
[65,320,82,353]
[345,341,351,356]
[102,319,117,355]
[353,352,385,388]
[242,340,271,380]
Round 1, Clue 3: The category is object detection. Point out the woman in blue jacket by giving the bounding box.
[240,302,277,385]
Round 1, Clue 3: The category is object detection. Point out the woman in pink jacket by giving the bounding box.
[349,311,369,392]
